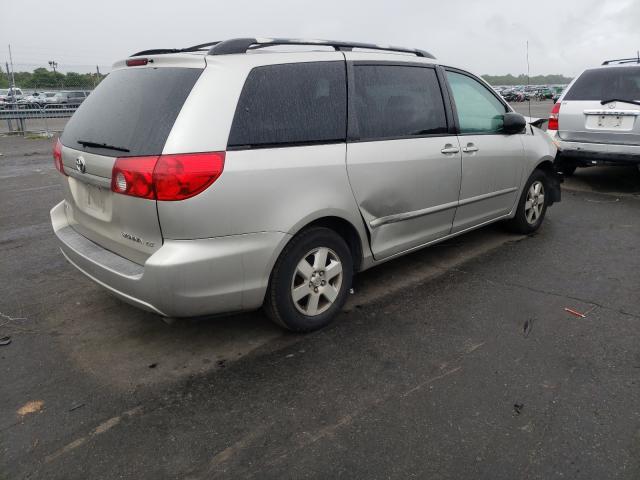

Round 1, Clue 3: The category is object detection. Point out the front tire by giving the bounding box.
[264,227,353,332]
[506,170,549,234]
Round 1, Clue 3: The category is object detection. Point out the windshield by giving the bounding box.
[61,67,202,157]
[564,66,640,101]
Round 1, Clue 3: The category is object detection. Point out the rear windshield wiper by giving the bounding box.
[77,139,130,153]
[600,98,640,107]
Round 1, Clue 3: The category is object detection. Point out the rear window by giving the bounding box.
[351,65,447,140]
[564,67,640,101]
[228,61,346,148]
[61,67,202,156]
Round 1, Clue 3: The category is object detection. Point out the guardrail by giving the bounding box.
[0,103,79,135]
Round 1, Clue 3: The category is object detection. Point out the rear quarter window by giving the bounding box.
[564,67,640,101]
[228,61,347,148]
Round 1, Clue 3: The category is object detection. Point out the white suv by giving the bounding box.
[50,38,560,331]
[550,57,640,175]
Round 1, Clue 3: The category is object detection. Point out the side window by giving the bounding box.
[228,61,346,147]
[446,71,507,134]
[352,65,447,140]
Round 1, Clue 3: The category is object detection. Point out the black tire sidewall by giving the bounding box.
[267,228,353,332]
[513,170,549,234]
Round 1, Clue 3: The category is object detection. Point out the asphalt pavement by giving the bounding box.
[1,131,640,479]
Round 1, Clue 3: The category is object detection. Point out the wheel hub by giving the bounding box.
[291,247,343,316]
[310,271,323,288]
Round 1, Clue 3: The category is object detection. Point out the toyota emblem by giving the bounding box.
[75,156,86,173]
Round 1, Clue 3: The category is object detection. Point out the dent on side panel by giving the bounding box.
[346,138,462,260]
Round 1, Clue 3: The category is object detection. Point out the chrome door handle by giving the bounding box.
[462,143,479,153]
[441,145,460,154]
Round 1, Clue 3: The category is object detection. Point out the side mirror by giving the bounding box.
[503,112,526,134]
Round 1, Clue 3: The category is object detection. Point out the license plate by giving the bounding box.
[596,115,622,128]
[85,184,105,212]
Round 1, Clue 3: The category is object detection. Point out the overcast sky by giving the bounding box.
[2,0,639,77]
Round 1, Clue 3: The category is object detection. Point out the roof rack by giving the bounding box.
[207,37,435,58]
[129,38,435,59]
[602,53,640,65]
[131,41,221,57]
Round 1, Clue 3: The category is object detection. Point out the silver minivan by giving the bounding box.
[50,38,560,331]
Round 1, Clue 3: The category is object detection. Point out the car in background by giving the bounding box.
[549,57,640,175]
[502,89,526,102]
[0,87,24,109]
[50,90,89,106]
[22,91,58,107]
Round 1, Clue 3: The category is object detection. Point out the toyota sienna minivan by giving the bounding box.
[50,38,560,331]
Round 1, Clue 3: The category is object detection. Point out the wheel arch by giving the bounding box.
[534,158,562,205]
[292,216,365,273]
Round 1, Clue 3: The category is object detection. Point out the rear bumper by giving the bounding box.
[51,201,290,317]
[554,136,640,165]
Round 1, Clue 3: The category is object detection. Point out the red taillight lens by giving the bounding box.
[548,102,561,131]
[154,152,225,201]
[110,152,225,201]
[53,138,67,175]
[111,156,158,200]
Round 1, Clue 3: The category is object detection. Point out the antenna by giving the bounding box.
[526,41,531,120]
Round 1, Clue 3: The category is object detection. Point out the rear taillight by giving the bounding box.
[111,152,225,201]
[53,138,67,176]
[154,152,225,200]
[111,156,158,200]
[548,102,561,131]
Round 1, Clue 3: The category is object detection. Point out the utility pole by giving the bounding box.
[92,65,101,89]
[8,44,16,87]
[48,60,59,88]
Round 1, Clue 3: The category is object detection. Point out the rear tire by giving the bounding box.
[264,227,353,332]
[505,170,549,234]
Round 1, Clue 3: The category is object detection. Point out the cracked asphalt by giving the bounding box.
[1,132,640,479]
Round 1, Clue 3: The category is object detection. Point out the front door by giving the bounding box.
[345,60,462,259]
[444,70,525,233]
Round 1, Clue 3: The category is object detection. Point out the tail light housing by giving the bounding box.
[548,102,561,131]
[111,152,225,201]
[53,138,67,175]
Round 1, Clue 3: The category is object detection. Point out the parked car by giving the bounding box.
[50,38,560,331]
[550,58,640,175]
[22,91,57,106]
[0,87,24,108]
[50,90,88,106]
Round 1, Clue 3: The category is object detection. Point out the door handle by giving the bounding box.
[441,144,460,154]
[462,143,479,153]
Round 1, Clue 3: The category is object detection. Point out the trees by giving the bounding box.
[0,67,105,89]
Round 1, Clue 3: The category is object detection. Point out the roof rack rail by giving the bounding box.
[602,53,640,65]
[130,41,221,57]
[207,37,435,59]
